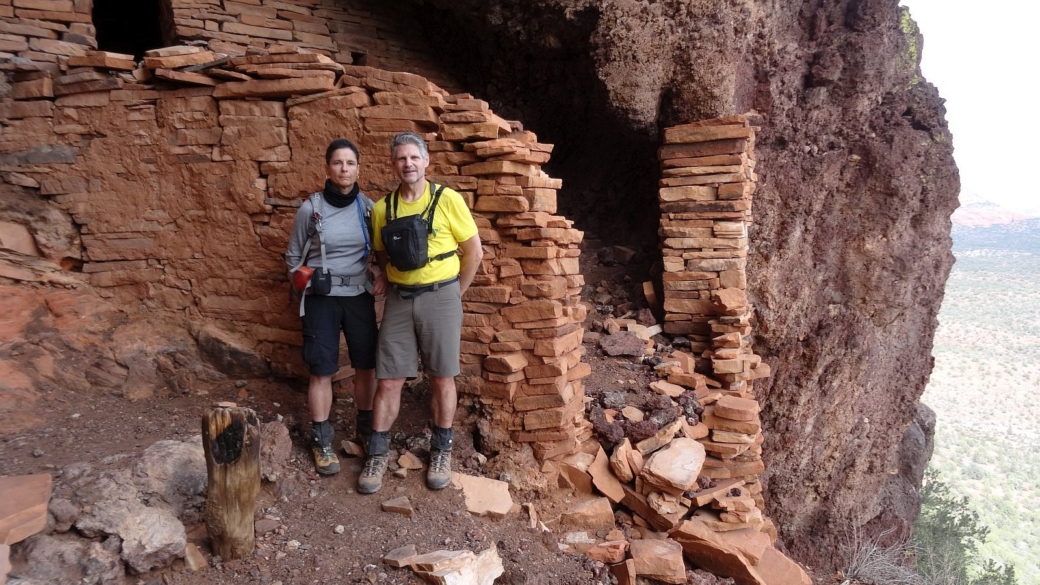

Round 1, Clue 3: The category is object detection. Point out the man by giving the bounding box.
[360,131,483,494]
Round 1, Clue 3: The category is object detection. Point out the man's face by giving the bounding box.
[392,143,429,187]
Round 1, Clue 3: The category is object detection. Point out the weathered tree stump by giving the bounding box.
[202,403,260,561]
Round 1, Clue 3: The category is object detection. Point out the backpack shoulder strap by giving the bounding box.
[423,182,447,234]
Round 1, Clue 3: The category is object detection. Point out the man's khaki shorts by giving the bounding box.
[376,280,462,379]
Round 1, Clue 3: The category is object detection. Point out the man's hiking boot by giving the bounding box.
[311,420,340,475]
[358,430,391,494]
[358,454,389,494]
[427,449,452,490]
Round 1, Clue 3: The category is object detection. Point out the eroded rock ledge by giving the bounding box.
[410,0,959,563]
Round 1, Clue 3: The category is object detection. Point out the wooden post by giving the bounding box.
[202,403,260,561]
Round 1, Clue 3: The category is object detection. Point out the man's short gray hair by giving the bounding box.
[390,132,429,158]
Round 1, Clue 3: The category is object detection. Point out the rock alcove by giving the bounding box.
[1,0,958,570]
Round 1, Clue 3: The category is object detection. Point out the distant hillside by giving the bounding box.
[923,217,1040,583]
[951,218,1040,253]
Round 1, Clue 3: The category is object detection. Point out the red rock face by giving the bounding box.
[410,0,958,566]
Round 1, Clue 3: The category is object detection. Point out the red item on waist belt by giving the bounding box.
[292,266,313,292]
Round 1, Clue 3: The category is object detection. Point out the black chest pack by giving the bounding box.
[381,182,455,271]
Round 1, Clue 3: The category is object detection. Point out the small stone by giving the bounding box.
[341,440,365,458]
[383,544,418,568]
[334,525,345,534]
[184,543,207,572]
[381,497,413,517]
[255,518,280,535]
[398,451,423,470]
[32,449,44,458]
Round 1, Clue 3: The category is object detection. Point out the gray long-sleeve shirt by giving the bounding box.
[285,192,374,297]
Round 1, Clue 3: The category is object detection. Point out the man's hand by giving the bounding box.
[373,270,388,296]
[458,234,484,295]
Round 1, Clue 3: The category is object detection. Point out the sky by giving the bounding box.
[898,0,1040,213]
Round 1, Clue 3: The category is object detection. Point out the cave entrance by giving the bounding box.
[93,0,170,59]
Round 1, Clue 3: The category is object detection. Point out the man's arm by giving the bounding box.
[457,234,483,295]
[373,250,389,296]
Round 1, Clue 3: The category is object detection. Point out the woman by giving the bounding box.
[285,138,384,475]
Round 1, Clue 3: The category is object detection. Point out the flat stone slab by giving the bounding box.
[451,473,513,518]
[0,474,52,545]
[384,544,418,568]
[643,437,706,492]
[381,496,414,517]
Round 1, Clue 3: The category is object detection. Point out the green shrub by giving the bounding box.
[914,468,1017,585]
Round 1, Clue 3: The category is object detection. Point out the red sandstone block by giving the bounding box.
[0,100,53,119]
[519,277,567,299]
[502,300,563,324]
[533,329,583,358]
[440,123,500,141]
[474,196,529,213]
[484,353,528,374]
[214,76,334,98]
[664,124,754,144]
[462,160,538,177]
[462,286,510,304]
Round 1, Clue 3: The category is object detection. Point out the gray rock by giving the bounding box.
[73,473,186,574]
[599,331,646,357]
[48,498,79,533]
[132,438,206,522]
[14,533,122,585]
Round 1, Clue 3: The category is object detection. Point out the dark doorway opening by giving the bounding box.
[93,0,168,60]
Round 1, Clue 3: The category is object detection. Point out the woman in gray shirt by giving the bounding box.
[285,138,384,475]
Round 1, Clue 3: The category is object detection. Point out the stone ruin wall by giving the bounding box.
[1,1,590,460]
[655,114,772,525]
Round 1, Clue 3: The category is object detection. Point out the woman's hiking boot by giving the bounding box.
[311,420,340,475]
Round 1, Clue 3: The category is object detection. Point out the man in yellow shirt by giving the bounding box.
[360,132,483,494]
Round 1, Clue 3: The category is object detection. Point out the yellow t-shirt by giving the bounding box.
[372,181,479,286]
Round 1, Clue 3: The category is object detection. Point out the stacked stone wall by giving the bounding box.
[1,0,456,91]
[0,34,587,459]
[657,115,772,520]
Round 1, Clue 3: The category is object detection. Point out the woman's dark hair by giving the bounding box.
[325,138,360,164]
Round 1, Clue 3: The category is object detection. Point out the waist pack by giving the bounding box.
[381,182,456,272]
[288,192,372,315]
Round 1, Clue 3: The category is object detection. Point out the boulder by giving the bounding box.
[131,439,206,521]
[15,533,123,585]
[73,471,187,574]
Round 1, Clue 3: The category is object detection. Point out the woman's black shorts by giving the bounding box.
[301,293,378,376]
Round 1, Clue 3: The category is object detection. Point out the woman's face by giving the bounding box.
[327,148,359,192]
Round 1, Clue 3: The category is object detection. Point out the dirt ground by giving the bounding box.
[0,238,809,585]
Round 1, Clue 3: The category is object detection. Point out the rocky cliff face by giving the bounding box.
[410,0,958,565]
